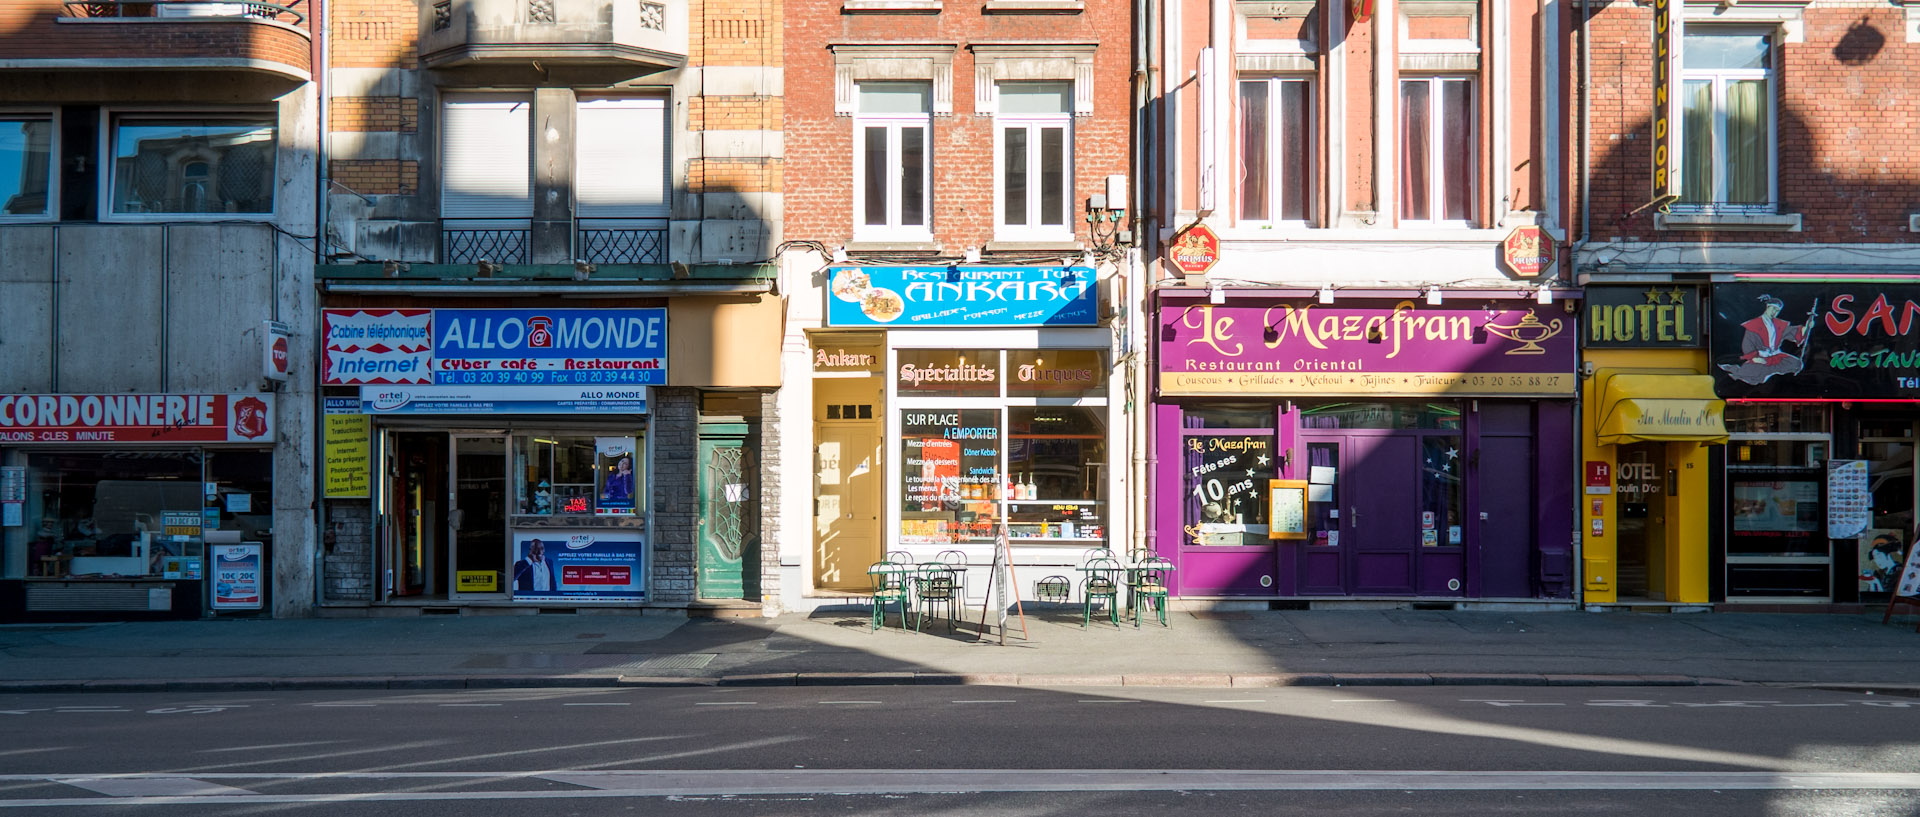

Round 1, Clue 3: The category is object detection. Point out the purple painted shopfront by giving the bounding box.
[1152,293,1577,600]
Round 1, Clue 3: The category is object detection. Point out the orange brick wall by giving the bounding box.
[330,96,419,132]
[689,95,783,131]
[330,0,415,67]
[331,159,419,195]
[783,7,1132,246]
[689,158,784,194]
[1582,6,1920,242]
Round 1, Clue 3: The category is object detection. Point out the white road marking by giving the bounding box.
[1329,699,1393,703]
[1203,700,1266,704]
[56,777,258,798]
[0,769,1916,806]
[818,701,882,705]
[1078,700,1136,704]
[439,703,501,707]
[201,742,341,754]
[693,702,756,706]
[562,702,632,707]
[952,700,1015,704]
[309,703,377,708]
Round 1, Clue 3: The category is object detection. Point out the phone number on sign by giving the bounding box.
[434,371,662,385]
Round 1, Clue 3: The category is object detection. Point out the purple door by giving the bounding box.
[1346,434,1419,594]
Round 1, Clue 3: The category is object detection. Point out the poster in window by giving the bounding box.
[1859,528,1908,593]
[900,409,1001,544]
[595,436,637,515]
[1731,481,1820,532]
[1183,435,1274,545]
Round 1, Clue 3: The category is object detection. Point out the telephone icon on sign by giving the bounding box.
[528,317,554,348]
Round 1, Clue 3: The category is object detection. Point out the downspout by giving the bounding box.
[1572,0,1591,607]
[311,0,330,613]
[1135,0,1161,562]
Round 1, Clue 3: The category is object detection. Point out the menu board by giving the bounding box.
[1827,460,1870,540]
[900,409,1002,544]
[1267,480,1308,540]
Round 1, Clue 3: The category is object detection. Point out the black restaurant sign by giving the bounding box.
[1710,283,1920,399]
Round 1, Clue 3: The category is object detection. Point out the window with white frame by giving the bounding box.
[441,94,532,263]
[0,115,53,219]
[994,81,1073,240]
[1677,31,1773,212]
[853,82,932,241]
[109,114,275,216]
[1238,77,1312,225]
[1398,76,1473,225]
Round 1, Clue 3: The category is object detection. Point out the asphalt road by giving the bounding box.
[2,684,1918,815]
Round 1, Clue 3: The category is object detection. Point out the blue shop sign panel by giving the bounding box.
[826,265,1097,328]
[359,386,649,415]
[322,308,666,387]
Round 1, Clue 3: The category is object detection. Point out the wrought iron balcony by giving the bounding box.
[12,0,314,81]
[420,0,687,76]
[442,218,531,265]
[576,218,668,265]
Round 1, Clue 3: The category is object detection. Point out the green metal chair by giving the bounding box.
[1130,557,1174,628]
[1081,557,1122,628]
[867,561,910,631]
[914,564,960,633]
[1035,576,1072,604]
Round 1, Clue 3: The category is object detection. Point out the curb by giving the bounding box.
[0,671,1842,694]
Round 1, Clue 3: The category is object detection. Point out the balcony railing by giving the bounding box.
[442,218,530,265]
[577,218,668,265]
[62,0,307,25]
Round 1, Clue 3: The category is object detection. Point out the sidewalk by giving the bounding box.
[4,606,1919,693]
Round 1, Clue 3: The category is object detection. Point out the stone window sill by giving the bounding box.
[847,241,942,253]
[982,0,1085,12]
[1654,212,1802,233]
[842,0,942,12]
[984,240,1082,252]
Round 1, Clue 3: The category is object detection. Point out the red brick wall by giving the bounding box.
[1581,6,1920,242]
[783,7,1133,247]
[0,0,313,73]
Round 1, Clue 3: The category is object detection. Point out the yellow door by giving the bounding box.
[816,425,881,591]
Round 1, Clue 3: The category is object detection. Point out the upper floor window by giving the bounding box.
[575,97,670,264]
[1677,31,1773,212]
[994,81,1073,241]
[1238,77,1312,226]
[0,115,53,219]
[441,94,532,263]
[853,82,932,242]
[1399,76,1473,225]
[109,115,275,216]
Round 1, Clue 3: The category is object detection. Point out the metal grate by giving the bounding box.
[26,586,170,612]
[443,222,529,264]
[577,224,667,265]
[615,654,717,672]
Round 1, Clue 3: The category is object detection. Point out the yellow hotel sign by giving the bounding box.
[324,413,371,498]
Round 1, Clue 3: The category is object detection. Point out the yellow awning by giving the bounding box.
[1594,369,1728,446]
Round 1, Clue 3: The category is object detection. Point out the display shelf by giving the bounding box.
[1006,499,1104,505]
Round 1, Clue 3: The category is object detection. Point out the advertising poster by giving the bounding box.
[826,266,1097,328]
[900,409,1000,544]
[210,543,264,610]
[1859,529,1908,593]
[1183,434,1275,545]
[596,436,638,514]
[511,532,646,601]
[324,308,667,387]
[324,413,372,498]
[1731,481,1821,532]
[1827,460,1871,540]
[359,385,648,415]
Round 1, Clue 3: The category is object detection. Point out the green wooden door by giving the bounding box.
[697,429,759,599]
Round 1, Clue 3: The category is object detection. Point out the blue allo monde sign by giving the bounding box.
[826,265,1097,328]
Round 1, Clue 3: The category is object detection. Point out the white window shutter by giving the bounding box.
[441,95,532,218]
[576,98,670,219]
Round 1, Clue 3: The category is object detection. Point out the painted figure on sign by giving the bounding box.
[1719,294,1817,385]
[513,538,556,593]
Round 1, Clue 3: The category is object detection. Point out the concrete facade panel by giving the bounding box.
[55,224,163,393]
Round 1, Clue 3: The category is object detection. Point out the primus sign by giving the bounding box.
[324,308,667,386]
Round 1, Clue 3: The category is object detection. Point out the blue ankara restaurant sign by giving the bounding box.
[825,265,1097,328]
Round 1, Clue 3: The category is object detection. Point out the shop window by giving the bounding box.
[1676,31,1774,213]
[994,82,1073,241]
[853,82,932,242]
[1419,435,1464,547]
[1238,76,1313,225]
[1306,441,1339,546]
[1183,403,1277,429]
[20,451,206,579]
[515,434,645,517]
[1181,429,1276,546]
[206,450,274,545]
[108,114,275,217]
[0,115,54,219]
[1007,407,1107,541]
[1300,401,1461,430]
[1725,403,1827,434]
[900,408,1002,545]
[1398,76,1474,225]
